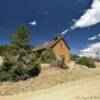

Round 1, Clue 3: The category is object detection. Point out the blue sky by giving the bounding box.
[0,0,100,57]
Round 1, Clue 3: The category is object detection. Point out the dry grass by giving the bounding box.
[0,56,3,65]
[0,61,100,96]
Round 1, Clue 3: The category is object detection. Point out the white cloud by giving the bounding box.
[98,33,100,37]
[59,0,100,35]
[61,29,69,35]
[88,35,97,40]
[73,0,100,28]
[88,33,100,41]
[80,42,100,59]
[29,21,37,26]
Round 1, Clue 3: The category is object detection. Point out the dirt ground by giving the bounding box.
[0,75,100,100]
[0,62,100,96]
[0,62,100,99]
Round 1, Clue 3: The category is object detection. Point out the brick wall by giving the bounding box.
[52,39,70,64]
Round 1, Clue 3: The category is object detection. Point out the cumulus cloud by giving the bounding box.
[73,0,100,28]
[80,42,100,59]
[59,0,100,36]
[88,33,100,40]
[29,21,37,26]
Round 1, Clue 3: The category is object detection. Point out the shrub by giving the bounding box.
[27,63,41,77]
[70,54,79,61]
[40,48,56,63]
[76,57,96,68]
[3,58,14,71]
[0,65,8,81]
[0,57,41,82]
[9,64,28,81]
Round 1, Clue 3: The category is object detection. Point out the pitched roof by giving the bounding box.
[33,37,70,52]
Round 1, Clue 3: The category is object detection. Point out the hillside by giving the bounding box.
[0,72,100,100]
[0,62,100,96]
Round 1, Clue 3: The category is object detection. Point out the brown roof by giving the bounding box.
[33,37,70,52]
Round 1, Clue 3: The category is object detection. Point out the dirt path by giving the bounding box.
[0,75,100,100]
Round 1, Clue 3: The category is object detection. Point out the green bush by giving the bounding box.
[9,64,28,81]
[70,54,79,61]
[27,63,41,77]
[40,48,56,63]
[3,58,14,71]
[0,65,8,81]
[76,57,96,68]
[0,58,41,82]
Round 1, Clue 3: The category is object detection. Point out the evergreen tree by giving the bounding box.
[11,25,31,47]
[0,25,41,82]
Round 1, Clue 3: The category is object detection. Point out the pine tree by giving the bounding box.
[11,25,31,47]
